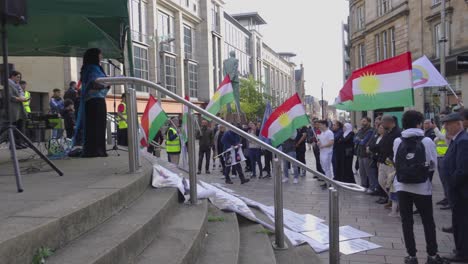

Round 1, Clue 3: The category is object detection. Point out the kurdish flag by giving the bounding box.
[206,75,234,116]
[336,52,414,111]
[180,95,189,143]
[140,95,168,147]
[261,93,309,147]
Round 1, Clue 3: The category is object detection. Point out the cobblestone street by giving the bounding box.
[194,147,454,264]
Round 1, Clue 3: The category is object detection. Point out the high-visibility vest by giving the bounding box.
[166,127,181,153]
[435,128,448,156]
[118,102,128,129]
[23,91,31,113]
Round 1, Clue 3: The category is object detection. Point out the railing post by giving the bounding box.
[273,157,287,249]
[106,119,113,145]
[126,87,139,173]
[187,110,198,204]
[329,187,340,264]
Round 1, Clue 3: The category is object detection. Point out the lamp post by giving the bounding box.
[439,0,447,110]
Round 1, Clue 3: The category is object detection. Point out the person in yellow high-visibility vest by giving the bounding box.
[117,93,128,146]
[166,117,181,165]
[20,80,31,114]
[433,111,450,210]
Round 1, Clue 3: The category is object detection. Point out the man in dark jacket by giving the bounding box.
[354,117,376,192]
[441,113,468,262]
[196,119,214,174]
[424,119,436,140]
[221,127,249,185]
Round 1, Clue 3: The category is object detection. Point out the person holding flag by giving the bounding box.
[259,101,273,178]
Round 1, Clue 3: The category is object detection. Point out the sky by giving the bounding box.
[225,0,349,103]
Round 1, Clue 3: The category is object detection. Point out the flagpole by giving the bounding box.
[439,0,447,110]
[321,83,325,120]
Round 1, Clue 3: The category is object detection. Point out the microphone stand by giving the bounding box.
[106,60,127,156]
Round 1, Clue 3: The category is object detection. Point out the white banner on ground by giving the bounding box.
[302,225,373,244]
[339,239,381,255]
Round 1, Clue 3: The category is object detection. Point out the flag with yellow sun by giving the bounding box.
[206,75,235,116]
[336,52,414,111]
[261,93,309,147]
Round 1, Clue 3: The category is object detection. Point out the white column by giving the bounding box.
[174,11,186,97]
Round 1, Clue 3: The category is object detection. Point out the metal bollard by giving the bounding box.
[187,110,197,204]
[106,119,113,145]
[273,158,287,249]
[126,88,139,173]
[329,187,340,264]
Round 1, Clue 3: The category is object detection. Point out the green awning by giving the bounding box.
[2,0,130,60]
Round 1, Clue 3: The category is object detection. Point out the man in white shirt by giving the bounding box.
[317,120,334,189]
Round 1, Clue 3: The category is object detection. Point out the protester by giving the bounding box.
[75,48,109,158]
[247,121,262,178]
[317,120,334,188]
[433,111,451,210]
[295,125,308,177]
[166,118,181,165]
[461,109,468,131]
[424,119,436,140]
[306,125,314,151]
[281,131,300,184]
[64,81,79,114]
[367,124,386,200]
[19,81,31,114]
[196,119,214,174]
[214,125,226,173]
[337,123,355,183]
[221,126,249,185]
[331,121,344,180]
[62,99,75,139]
[241,123,251,172]
[354,117,377,192]
[147,130,164,157]
[441,113,468,262]
[49,88,64,115]
[393,110,447,264]
[311,119,325,176]
[117,93,128,146]
[5,71,27,148]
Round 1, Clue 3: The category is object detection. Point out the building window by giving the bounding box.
[184,25,193,59]
[211,4,219,33]
[133,45,149,92]
[358,43,365,68]
[130,0,147,43]
[356,5,365,30]
[158,11,175,53]
[434,22,449,59]
[381,30,388,59]
[389,27,396,57]
[186,0,190,7]
[375,34,381,61]
[377,0,392,17]
[163,55,177,93]
[186,62,198,98]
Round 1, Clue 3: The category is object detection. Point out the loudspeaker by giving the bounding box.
[0,0,27,25]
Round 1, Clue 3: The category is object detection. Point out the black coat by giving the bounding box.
[444,131,468,203]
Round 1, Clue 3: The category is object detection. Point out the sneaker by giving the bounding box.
[225,180,233,184]
[241,179,250,184]
[197,171,201,175]
[264,173,271,179]
[426,254,450,264]
[388,211,400,218]
[282,177,289,183]
[293,178,299,184]
[436,198,448,206]
[206,171,211,174]
[404,256,419,264]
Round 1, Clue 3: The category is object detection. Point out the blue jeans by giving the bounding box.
[249,148,262,177]
[283,151,299,179]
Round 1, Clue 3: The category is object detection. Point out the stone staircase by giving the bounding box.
[0,157,320,264]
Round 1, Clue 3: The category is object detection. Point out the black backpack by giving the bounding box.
[395,136,430,184]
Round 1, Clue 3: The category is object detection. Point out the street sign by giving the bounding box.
[456,55,468,71]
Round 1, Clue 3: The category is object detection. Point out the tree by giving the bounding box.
[239,76,270,121]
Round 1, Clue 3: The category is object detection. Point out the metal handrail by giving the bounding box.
[96,76,366,193]
[96,76,365,263]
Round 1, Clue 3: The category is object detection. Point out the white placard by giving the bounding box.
[339,239,381,255]
[302,226,373,244]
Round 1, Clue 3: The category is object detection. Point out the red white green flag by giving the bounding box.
[260,93,309,147]
[335,52,414,111]
[206,75,234,116]
[181,95,189,143]
[140,95,168,147]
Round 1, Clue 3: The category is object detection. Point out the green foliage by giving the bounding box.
[239,76,270,121]
[207,216,225,222]
[32,247,53,264]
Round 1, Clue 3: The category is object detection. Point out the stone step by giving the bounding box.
[195,204,240,264]
[0,160,153,264]
[46,188,179,264]
[237,215,277,264]
[136,200,208,264]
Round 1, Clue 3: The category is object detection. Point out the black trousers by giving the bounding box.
[83,98,107,157]
[398,191,438,257]
[219,155,226,171]
[198,148,211,172]
[13,119,25,145]
[117,128,128,146]
[224,163,246,182]
[296,149,306,174]
[313,145,325,174]
[452,197,468,257]
[263,150,272,174]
